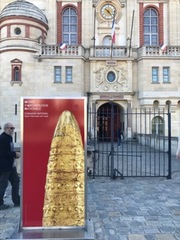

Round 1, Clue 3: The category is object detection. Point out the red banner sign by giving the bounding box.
[21,97,86,228]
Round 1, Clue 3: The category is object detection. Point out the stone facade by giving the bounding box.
[0,0,179,152]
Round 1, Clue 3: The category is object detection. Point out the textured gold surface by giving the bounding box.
[42,110,85,227]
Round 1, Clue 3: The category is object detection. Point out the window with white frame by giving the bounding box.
[62,7,78,45]
[152,116,164,135]
[65,66,73,83]
[102,36,111,56]
[152,67,159,83]
[54,66,62,83]
[163,67,170,83]
[144,8,158,46]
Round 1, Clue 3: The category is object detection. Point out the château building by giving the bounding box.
[0,0,179,154]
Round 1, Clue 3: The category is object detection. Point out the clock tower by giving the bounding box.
[90,0,128,94]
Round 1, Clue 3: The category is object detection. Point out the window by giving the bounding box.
[152,116,164,135]
[65,66,73,83]
[54,66,62,83]
[153,100,159,109]
[152,67,159,83]
[12,66,21,82]
[163,67,170,83]
[62,7,78,45]
[11,58,22,85]
[107,71,116,83]
[103,36,111,46]
[102,36,111,56]
[14,27,21,35]
[144,8,158,46]
[14,67,20,81]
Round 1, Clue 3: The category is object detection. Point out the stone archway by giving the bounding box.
[97,102,124,141]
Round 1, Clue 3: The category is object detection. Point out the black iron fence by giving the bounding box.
[87,104,171,179]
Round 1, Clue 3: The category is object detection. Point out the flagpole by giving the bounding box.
[111,17,115,58]
[128,10,135,57]
[92,4,96,57]
[111,38,113,58]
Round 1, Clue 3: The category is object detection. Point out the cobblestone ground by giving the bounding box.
[0,157,180,240]
[0,187,20,239]
[87,172,180,240]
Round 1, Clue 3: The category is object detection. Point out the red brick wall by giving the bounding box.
[139,3,164,47]
[56,2,82,45]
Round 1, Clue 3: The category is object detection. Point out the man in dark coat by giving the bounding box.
[117,128,123,146]
[0,122,20,210]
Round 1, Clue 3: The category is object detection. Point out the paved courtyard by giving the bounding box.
[87,172,180,240]
[0,156,179,240]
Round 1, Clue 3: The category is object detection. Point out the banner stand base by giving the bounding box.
[11,219,95,240]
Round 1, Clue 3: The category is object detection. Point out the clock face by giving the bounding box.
[101,4,116,20]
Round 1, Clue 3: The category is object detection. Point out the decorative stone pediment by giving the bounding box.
[11,58,22,64]
[94,63,129,92]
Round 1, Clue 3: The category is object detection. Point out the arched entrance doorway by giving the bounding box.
[97,102,124,141]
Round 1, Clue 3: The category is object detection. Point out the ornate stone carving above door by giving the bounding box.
[94,63,128,92]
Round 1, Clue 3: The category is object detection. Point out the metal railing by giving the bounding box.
[87,106,171,178]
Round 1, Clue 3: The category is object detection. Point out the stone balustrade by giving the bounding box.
[38,44,180,59]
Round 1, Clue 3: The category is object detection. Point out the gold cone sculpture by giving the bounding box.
[42,110,85,227]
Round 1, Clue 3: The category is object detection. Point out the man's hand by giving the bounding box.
[15,152,20,159]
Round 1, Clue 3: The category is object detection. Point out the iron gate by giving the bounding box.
[87,102,171,178]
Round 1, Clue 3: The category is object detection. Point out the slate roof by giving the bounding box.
[0,0,48,25]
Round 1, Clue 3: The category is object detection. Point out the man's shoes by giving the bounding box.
[0,204,9,210]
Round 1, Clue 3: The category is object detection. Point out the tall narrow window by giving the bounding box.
[144,8,158,46]
[62,7,78,45]
[11,58,22,85]
[152,116,164,135]
[65,66,73,83]
[14,67,20,81]
[152,67,159,83]
[163,67,170,83]
[54,66,62,83]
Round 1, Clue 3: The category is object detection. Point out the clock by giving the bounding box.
[101,4,116,20]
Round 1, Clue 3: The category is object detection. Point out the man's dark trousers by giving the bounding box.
[0,167,20,205]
